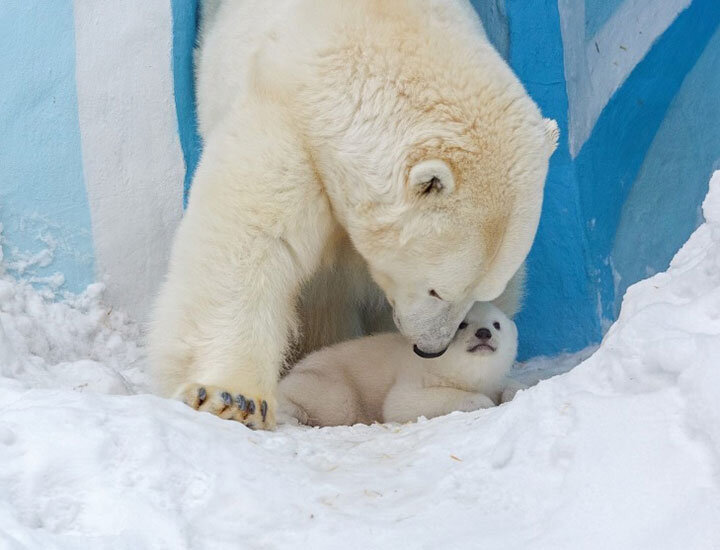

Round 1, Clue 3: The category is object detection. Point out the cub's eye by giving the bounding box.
[458,321,468,330]
[493,321,501,330]
[429,289,442,299]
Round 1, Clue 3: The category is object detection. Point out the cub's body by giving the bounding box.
[280,303,523,426]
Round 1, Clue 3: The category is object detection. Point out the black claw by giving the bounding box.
[221,392,232,406]
[197,387,207,403]
[236,394,246,411]
[247,399,256,415]
[246,423,255,430]
[261,400,268,422]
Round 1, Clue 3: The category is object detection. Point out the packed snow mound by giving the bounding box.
[1,174,720,549]
[0,276,146,395]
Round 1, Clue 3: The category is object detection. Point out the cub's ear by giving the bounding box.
[544,118,560,154]
[409,159,455,197]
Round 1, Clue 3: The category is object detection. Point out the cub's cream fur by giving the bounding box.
[149,0,558,429]
[279,302,524,426]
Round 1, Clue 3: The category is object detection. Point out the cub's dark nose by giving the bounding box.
[475,327,492,340]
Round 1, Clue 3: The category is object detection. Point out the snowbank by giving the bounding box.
[1,174,719,549]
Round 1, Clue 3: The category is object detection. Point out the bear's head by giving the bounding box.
[297,2,560,356]
[356,112,557,357]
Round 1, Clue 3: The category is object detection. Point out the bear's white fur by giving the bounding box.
[278,302,524,426]
[149,0,558,429]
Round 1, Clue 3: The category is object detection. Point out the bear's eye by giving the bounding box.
[458,321,468,330]
[493,321,501,330]
[429,289,442,300]
[421,176,443,195]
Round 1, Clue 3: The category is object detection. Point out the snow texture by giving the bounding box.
[1,173,720,549]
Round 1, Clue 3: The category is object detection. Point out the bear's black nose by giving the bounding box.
[475,327,492,340]
[413,344,447,359]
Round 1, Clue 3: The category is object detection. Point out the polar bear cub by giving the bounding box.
[279,302,524,426]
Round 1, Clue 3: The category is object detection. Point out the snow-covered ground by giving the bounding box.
[1,174,719,550]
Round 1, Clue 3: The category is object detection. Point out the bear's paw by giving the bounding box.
[176,383,275,430]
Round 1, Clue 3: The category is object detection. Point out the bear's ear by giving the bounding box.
[409,159,455,197]
[543,118,560,154]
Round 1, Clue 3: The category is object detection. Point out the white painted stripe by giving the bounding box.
[560,0,691,156]
[73,0,184,321]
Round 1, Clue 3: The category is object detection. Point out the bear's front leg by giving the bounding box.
[149,102,335,430]
[155,225,326,429]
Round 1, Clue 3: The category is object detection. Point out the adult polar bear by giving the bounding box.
[149,0,559,429]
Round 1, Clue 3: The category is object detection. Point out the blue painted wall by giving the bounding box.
[171,0,202,207]
[573,0,719,328]
[501,0,719,358]
[612,25,720,309]
[584,0,625,38]
[0,0,94,291]
[504,0,600,359]
[469,0,510,59]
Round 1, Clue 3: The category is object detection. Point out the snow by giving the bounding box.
[1,174,720,549]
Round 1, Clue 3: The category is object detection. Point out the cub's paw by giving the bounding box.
[176,383,276,430]
[457,392,496,412]
[500,380,528,404]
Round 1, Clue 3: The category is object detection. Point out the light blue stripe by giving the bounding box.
[612,25,720,311]
[500,0,719,359]
[575,0,720,323]
[0,0,94,292]
[584,0,626,38]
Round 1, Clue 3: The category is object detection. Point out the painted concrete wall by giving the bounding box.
[73,0,185,321]
[507,0,720,357]
[505,0,601,358]
[171,0,201,206]
[469,0,509,59]
[0,0,184,321]
[584,0,626,38]
[0,1,94,292]
[1,0,718,360]
[612,25,720,311]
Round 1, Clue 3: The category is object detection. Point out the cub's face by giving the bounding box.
[420,301,519,386]
[357,120,558,358]
[450,301,518,369]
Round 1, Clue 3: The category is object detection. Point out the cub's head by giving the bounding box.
[450,301,518,370]
[419,302,518,388]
